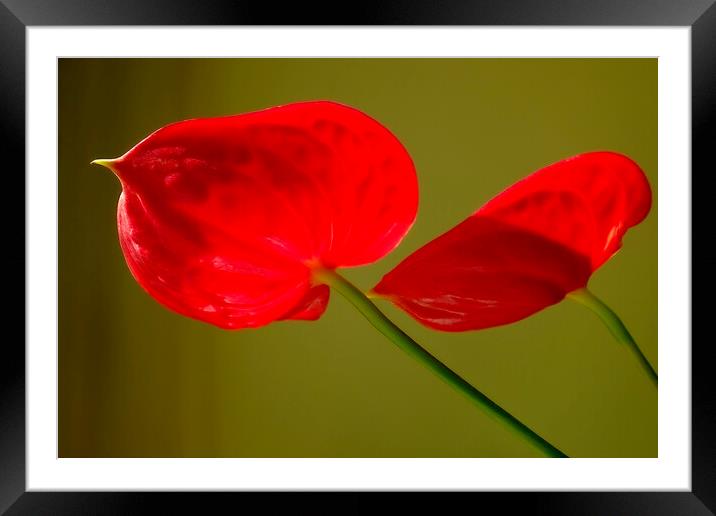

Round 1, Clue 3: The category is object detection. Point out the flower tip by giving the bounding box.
[366,289,391,301]
[91,158,117,172]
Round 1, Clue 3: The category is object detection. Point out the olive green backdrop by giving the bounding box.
[59,58,657,458]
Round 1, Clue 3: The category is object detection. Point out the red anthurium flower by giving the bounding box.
[94,101,418,329]
[373,152,651,331]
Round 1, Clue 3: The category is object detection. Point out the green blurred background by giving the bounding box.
[59,58,657,458]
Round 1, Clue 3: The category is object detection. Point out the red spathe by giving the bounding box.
[109,101,418,329]
[373,152,652,331]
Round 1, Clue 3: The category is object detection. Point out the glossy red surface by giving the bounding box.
[110,101,418,328]
[373,152,651,331]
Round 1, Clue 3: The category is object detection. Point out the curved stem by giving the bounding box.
[314,268,567,458]
[567,288,657,387]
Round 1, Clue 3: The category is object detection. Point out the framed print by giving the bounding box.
[4,0,713,513]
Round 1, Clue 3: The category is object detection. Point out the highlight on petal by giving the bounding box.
[373,152,651,332]
[101,101,418,329]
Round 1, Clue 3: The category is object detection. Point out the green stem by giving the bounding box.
[567,288,657,387]
[314,268,567,458]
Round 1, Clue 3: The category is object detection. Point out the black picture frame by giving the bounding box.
[3,0,713,513]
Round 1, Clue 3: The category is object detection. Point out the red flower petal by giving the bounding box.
[373,152,651,332]
[279,285,330,321]
[105,101,417,329]
[478,152,651,270]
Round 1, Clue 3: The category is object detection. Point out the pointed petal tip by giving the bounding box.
[366,288,393,302]
[366,288,380,299]
[91,158,117,171]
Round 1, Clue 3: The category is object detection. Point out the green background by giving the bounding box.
[59,58,657,458]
